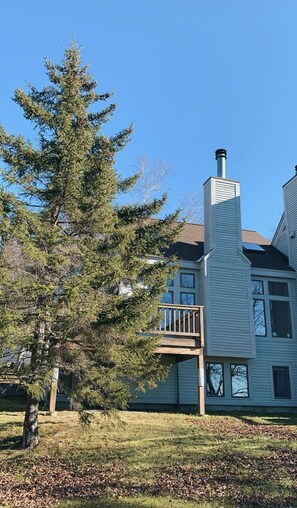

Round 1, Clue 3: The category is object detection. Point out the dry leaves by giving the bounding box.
[1,417,297,507]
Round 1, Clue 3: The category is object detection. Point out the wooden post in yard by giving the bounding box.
[48,367,59,416]
[197,353,205,415]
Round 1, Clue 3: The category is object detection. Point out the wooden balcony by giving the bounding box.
[153,304,204,356]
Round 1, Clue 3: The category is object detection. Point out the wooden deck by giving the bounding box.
[153,304,204,355]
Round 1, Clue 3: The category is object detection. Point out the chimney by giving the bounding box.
[202,150,256,359]
[215,148,227,178]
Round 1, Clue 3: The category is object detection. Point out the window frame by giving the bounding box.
[180,291,195,306]
[230,363,249,398]
[271,365,292,400]
[180,272,195,289]
[161,290,173,305]
[206,362,225,397]
[251,278,293,340]
[167,277,174,287]
[270,300,292,338]
[253,298,267,337]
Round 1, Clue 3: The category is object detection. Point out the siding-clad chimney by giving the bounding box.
[201,150,256,359]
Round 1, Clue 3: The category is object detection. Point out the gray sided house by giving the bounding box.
[134,149,297,412]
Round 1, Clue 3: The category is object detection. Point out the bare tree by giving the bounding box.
[179,191,203,224]
[132,156,171,204]
[132,156,203,223]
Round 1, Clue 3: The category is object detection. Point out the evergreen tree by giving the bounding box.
[0,44,180,448]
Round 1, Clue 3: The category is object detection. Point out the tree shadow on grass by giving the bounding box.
[233,412,297,427]
[54,496,203,508]
[0,434,22,450]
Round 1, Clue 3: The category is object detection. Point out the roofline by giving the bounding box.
[203,176,240,186]
[271,212,285,245]
[282,172,297,188]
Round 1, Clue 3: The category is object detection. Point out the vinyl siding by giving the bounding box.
[284,176,297,271]
[179,342,297,408]
[134,340,297,408]
[274,229,289,257]
[178,358,198,404]
[133,356,178,404]
[205,340,297,408]
[204,181,212,254]
[203,177,255,358]
[204,261,255,358]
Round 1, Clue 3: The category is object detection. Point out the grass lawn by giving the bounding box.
[1,400,297,507]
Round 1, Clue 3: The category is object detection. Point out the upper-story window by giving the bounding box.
[180,271,196,306]
[180,273,195,288]
[252,279,292,338]
[180,292,195,306]
[167,277,174,287]
[161,291,173,304]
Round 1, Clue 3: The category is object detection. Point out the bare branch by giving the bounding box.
[179,191,203,223]
[132,156,172,204]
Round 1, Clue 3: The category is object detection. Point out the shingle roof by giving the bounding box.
[164,223,294,271]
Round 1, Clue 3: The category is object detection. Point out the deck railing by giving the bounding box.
[154,304,203,341]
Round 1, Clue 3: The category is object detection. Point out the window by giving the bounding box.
[252,279,292,339]
[231,364,249,398]
[180,292,195,306]
[243,243,265,252]
[180,273,195,288]
[161,291,173,304]
[206,363,224,396]
[253,299,266,336]
[160,291,173,331]
[268,281,288,296]
[251,280,264,295]
[167,277,174,287]
[272,366,291,399]
[270,301,292,338]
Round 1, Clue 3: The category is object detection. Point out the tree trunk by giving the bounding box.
[23,394,40,449]
[22,319,45,449]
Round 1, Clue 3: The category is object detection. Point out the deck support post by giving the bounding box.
[48,367,59,416]
[197,353,205,415]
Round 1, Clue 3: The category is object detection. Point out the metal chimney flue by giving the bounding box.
[215,148,227,178]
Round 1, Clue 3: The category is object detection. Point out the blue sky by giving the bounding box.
[1,0,297,238]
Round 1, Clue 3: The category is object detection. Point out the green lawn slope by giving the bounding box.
[1,401,297,507]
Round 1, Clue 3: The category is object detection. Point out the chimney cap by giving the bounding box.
[215,148,227,160]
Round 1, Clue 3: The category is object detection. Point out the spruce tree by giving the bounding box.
[0,44,180,448]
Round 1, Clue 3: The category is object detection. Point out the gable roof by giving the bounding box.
[164,223,293,271]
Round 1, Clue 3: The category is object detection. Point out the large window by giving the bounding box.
[206,363,224,396]
[252,279,292,339]
[205,362,250,399]
[231,364,249,398]
[270,301,292,338]
[272,366,291,399]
